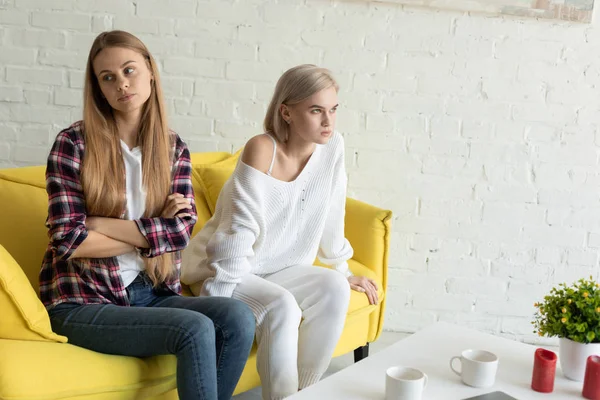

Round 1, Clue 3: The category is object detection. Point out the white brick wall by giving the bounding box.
[1,0,599,344]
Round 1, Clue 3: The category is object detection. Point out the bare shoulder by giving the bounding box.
[241,134,276,174]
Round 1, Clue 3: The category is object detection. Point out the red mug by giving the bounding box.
[531,348,557,393]
[583,355,600,400]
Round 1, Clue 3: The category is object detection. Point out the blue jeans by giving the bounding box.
[49,273,255,400]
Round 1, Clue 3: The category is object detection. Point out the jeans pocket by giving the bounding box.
[127,273,158,307]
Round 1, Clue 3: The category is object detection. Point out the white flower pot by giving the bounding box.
[559,337,600,381]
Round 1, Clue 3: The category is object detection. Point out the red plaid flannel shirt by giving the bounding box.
[39,121,198,309]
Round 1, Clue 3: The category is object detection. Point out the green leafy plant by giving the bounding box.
[533,276,600,344]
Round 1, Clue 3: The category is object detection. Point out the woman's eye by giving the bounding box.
[311,109,321,114]
[330,108,337,114]
[124,67,134,75]
[102,75,113,82]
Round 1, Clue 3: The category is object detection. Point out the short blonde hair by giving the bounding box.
[264,64,339,143]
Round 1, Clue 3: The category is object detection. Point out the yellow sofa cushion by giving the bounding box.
[192,150,241,213]
[0,245,67,343]
[0,339,177,400]
[0,337,261,399]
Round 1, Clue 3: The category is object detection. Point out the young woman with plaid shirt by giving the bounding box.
[39,31,255,400]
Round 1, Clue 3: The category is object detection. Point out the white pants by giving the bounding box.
[232,265,351,400]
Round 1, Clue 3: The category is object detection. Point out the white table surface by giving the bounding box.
[288,322,584,399]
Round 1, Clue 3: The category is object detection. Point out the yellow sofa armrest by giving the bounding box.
[344,198,392,343]
[345,197,392,281]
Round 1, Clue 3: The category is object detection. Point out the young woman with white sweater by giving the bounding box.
[181,64,379,400]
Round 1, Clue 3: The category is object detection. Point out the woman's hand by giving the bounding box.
[161,193,192,218]
[348,275,379,305]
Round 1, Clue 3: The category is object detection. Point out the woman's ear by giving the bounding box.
[280,104,291,124]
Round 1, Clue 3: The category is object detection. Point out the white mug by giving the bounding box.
[450,349,498,388]
[385,366,428,400]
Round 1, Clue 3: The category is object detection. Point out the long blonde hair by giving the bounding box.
[81,30,173,286]
[264,64,339,143]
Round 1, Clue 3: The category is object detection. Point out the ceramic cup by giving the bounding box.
[385,366,428,400]
[450,349,499,388]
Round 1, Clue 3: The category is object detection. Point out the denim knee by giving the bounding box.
[219,298,256,340]
[174,311,216,351]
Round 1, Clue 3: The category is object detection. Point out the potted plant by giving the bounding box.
[533,276,600,381]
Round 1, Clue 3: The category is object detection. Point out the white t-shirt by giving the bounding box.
[117,140,146,287]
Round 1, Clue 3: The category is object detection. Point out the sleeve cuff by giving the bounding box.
[135,218,158,258]
[53,225,89,260]
[334,261,353,278]
[201,279,237,298]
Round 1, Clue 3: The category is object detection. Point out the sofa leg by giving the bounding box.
[353,343,369,363]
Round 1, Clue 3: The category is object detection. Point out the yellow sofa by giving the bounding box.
[0,150,391,400]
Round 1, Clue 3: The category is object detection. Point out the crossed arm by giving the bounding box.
[70,194,192,259]
[69,230,136,259]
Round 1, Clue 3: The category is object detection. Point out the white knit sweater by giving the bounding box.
[181,131,354,298]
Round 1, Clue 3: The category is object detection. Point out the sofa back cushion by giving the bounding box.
[0,166,49,294]
[0,245,67,342]
[189,152,232,236]
[192,150,241,214]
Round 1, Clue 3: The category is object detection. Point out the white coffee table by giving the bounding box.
[288,322,585,399]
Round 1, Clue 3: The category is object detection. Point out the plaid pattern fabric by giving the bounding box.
[39,121,198,309]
